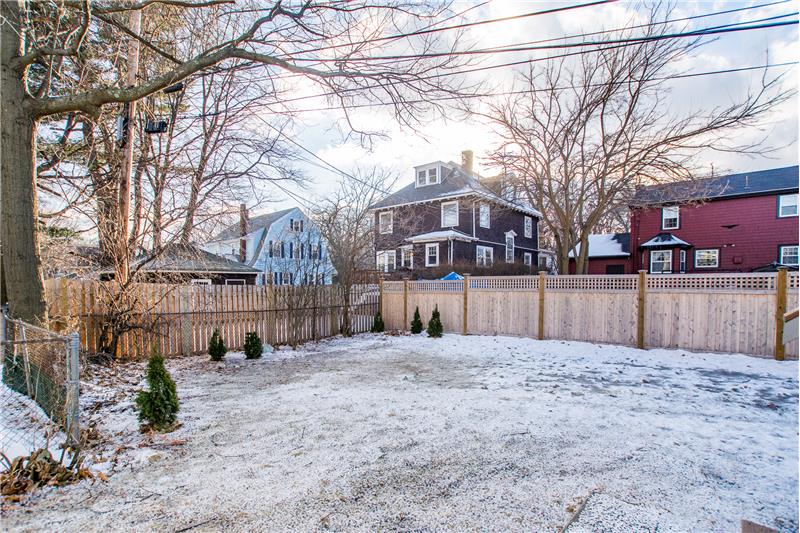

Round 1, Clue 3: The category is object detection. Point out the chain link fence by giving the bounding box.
[1,308,79,464]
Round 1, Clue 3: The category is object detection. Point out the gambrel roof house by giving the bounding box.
[202,206,334,285]
[368,150,543,276]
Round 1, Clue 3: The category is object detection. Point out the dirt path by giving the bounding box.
[4,334,797,532]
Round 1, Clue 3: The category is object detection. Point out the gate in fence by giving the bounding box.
[0,308,80,462]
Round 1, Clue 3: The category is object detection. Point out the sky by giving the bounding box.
[247,0,799,217]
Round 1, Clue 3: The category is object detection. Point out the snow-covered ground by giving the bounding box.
[3,334,797,532]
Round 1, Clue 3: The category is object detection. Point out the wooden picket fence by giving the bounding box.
[44,279,379,359]
[380,271,799,359]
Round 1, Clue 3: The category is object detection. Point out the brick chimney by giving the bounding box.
[239,203,248,263]
[461,150,474,174]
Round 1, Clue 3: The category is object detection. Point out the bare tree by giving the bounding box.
[1,1,475,322]
[313,168,394,335]
[485,6,794,274]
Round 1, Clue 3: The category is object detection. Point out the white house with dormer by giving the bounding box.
[202,207,334,285]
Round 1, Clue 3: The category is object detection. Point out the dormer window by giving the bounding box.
[415,164,441,187]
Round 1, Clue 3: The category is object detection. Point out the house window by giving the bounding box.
[695,249,719,268]
[291,219,303,232]
[191,278,211,285]
[376,250,396,272]
[476,245,493,267]
[780,245,799,266]
[378,211,393,234]
[415,166,440,187]
[650,250,672,274]
[679,250,686,273]
[311,244,320,260]
[778,194,798,218]
[524,252,532,266]
[662,206,679,229]
[524,216,533,238]
[441,201,459,227]
[225,279,245,285]
[479,203,490,228]
[283,273,292,285]
[425,243,439,267]
[400,247,413,269]
[271,241,282,258]
[273,272,282,285]
[505,234,515,263]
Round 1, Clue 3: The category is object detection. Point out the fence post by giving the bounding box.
[66,332,80,447]
[180,286,193,355]
[538,271,545,340]
[0,304,7,350]
[637,270,647,349]
[775,267,787,361]
[403,279,408,330]
[378,276,384,319]
[462,274,469,335]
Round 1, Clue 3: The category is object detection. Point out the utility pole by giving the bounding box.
[118,7,142,283]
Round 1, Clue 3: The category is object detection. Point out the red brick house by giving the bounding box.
[630,166,798,273]
[569,166,798,274]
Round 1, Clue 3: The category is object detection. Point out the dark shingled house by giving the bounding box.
[368,150,543,276]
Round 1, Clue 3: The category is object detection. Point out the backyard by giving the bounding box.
[3,334,797,532]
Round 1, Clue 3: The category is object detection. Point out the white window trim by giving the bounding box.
[679,250,686,273]
[505,233,515,263]
[191,278,212,285]
[400,246,413,269]
[779,245,799,265]
[225,279,246,285]
[662,206,679,230]
[376,250,396,272]
[524,252,532,266]
[425,243,439,267]
[476,245,493,267]
[778,194,798,218]
[650,250,673,274]
[414,164,441,187]
[378,211,393,234]
[694,248,719,269]
[479,203,490,229]
[441,200,459,227]
[524,216,533,238]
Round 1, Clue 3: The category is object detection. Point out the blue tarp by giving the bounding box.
[440,272,464,281]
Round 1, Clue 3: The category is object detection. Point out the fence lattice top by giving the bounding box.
[381,272,795,294]
[646,273,778,292]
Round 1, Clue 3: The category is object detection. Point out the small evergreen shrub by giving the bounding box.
[410,306,423,334]
[243,331,263,359]
[136,348,179,431]
[427,305,443,338]
[208,328,227,361]
[371,312,385,333]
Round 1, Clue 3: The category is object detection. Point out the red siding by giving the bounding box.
[630,193,798,273]
[568,257,632,274]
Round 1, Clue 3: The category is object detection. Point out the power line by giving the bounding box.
[284,0,618,59]
[482,0,792,52]
[291,18,799,62]
[266,61,798,115]
[184,4,796,113]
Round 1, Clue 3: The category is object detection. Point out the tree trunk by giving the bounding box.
[1,2,48,322]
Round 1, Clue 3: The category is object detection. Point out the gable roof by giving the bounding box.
[568,233,630,258]
[368,163,542,217]
[632,165,799,206]
[210,207,296,242]
[133,243,260,274]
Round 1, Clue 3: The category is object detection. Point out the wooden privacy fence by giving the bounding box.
[380,271,799,359]
[44,279,379,359]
